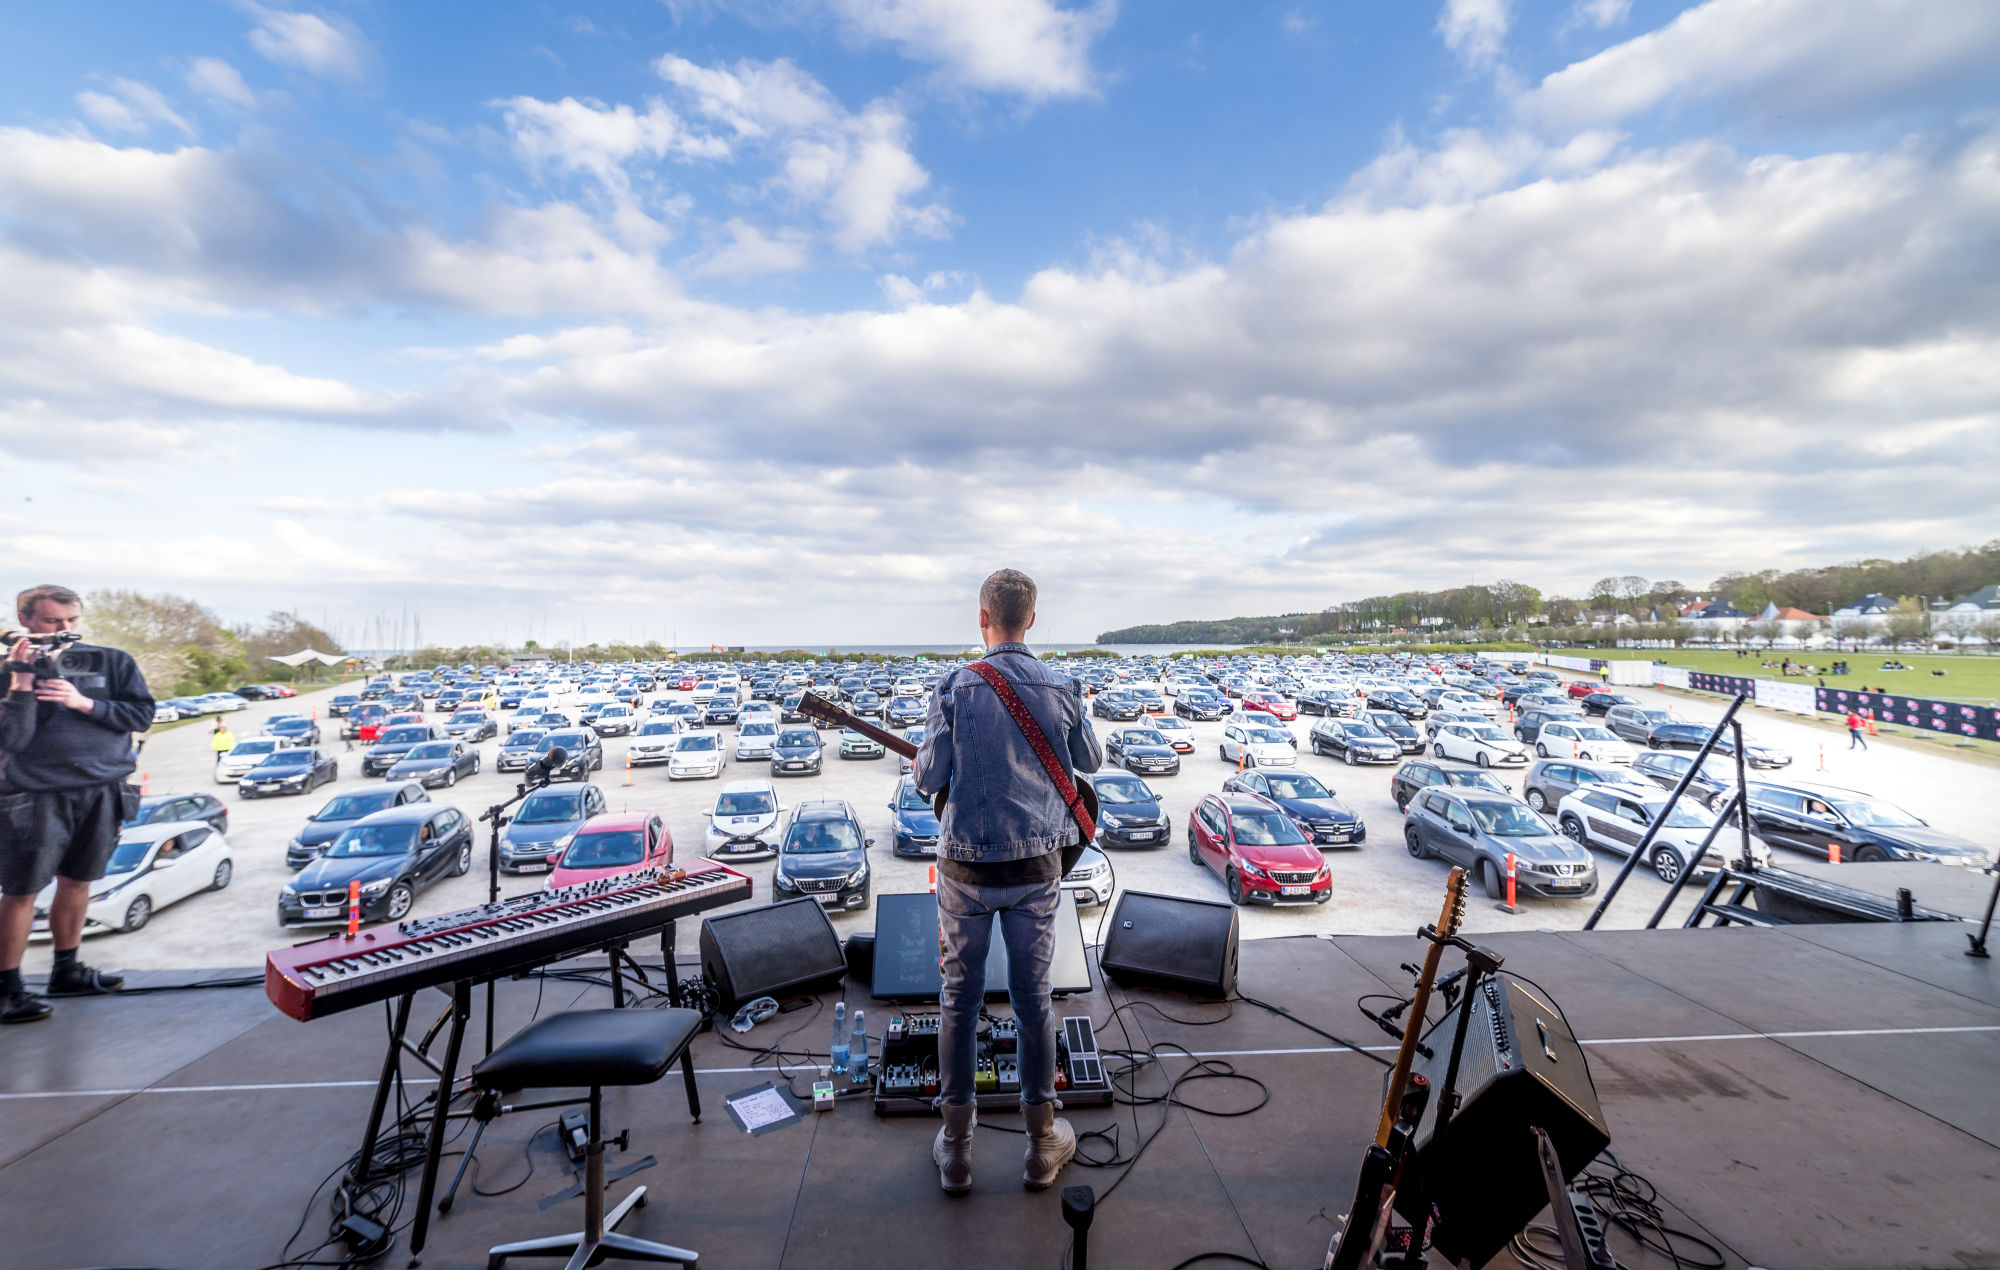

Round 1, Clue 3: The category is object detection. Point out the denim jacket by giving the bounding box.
[911,643,1103,863]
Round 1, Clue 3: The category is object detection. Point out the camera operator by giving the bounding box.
[1,585,155,1024]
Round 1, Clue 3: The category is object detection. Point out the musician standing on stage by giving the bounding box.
[913,568,1101,1195]
[1,585,155,1024]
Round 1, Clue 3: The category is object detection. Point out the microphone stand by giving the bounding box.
[476,747,564,1056]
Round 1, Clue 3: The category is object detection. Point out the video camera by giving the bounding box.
[2,630,94,680]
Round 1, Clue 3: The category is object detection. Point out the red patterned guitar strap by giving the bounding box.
[966,661,1096,844]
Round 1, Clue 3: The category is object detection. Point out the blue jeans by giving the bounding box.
[936,870,1059,1107]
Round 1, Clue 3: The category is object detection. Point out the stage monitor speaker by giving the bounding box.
[1097,890,1238,998]
[699,898,848,1014]
[1395,974,1611,1269]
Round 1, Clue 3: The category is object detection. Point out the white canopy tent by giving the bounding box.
[267,648,348,667]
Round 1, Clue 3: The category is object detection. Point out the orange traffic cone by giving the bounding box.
[624,753,633,786]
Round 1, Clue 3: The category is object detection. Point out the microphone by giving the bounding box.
[525,745,570,785]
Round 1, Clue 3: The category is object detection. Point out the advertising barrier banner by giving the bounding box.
[1755,679,1818,715]
[1688,672,1758,697]
[1653,665,1691,690]
[1817,687,2000,743]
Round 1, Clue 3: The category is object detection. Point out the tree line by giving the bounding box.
[81,591,346,698]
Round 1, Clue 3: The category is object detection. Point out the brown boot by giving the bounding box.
[933,1100,976,1195]
[1022,1099,1075,1190]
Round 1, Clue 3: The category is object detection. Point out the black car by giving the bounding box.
[1223,769,1364,848]
[278,804,474,926]
[443,709,499,742]
[238,747,340,799]
[1366,689,1429,721]
[1404,788,1597,901]
[343,702,389,740]
[1307,717,1401,765]
[1512,706,1582,744]
[1296,689,1353,716]
[1175,689,1230,721]
[703,697,741,726]
[770,726,824,777]
[1736,781,1988,865]
[1520,759,1630,814]
[496,728,550,773]
[1082,771,1170,848]
[326,694,361,717]
[850,691,886,720]
[265,716,322,746]
[534,728,604,781]
[287,782,430,868]
[781,693,808,723]
[1578,691,1639,718]
[1093,691,1144,721]
[385,740,482,789]
[1603,704,1682,745]
[1646,723,1791,768]
[770,799,872,911]
[362,724,441,776]
[232,684,285,701]
[1628,750,1738,810]
[1104,726,1180,776]
[885,696,925,729]
[125,792,229,836]
[1389,759,1513,813]
[1366,710,1424,754]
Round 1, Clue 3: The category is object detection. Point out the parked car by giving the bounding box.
[1557,783,1770,883]
[1735,781,1990,865]
[1645,724,1792,769]
[1423,710,1490,739]
[534,728,605,780]
[770,799,872,911]
[1240,690,1297,721]
[384,740,481,789]
[591,704,638,737]
[279,804,474,925]
[443,709,499,742]
[33,821,233,935]
[888,776,941,858]
[885,696,926,729]
[237,747,340,799]
[1082,771,1170,848]
[1366,689,1429,721]
[899,725,925,774]
[1223,769,1364,848]
[1520,759,1631,814]
[264,716,321,746]
[361,724,442,777]
[770,726,825,777]
[496,728,551,773]
[1578,692,1640,717]
[343,702,390,741]
[1219,722,1298,768]
[1307,717,1402,766]
[1431,722,1531,770]
[1512,705,1583,744]
[702,697,741,726]
[1062,844,1115,907]
[703,780,784,859]
[326,694,361,718]
[1603,704,1683,745]
[1104,725,1182,776]
[1404,788,1597,901]
[1150,714,1198,753]
[287,783,430,868]
[214,737,294,783]
[838,728,885,761]
[123,792,229,835]
[1627,750,1741,811]
[548,813,672,889]
[499,783,608,873]
[667,732,726,780]
[1093,691,1144,722]
[1175,688,1231,721]
[733,720,781,762]
[1187,793,1331,906]
[1388,759,1514,812]
[780,693,809,723]
[1366,710,1425,754]
[1534,721,1634,765]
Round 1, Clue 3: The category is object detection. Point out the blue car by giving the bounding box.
[888,776,939,857]
[498,783,608,874]
[1222,769,1365,848]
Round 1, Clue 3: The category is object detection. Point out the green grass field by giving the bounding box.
[1587,649,2000,705]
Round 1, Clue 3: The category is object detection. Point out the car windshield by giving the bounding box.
[506,731,547,747]
[405,743,455,760]
[104,837,155,874]
[313,792,397,821]
[1248,728,1289,744]
[538,733,587,752]
[1470,728,1508,743]
[637,722,676,736]
[784,820,863,854]
[262,751,312,767]
[741,722,776,736]
[777,730,818,747]
[562,830,646,870]
[1342,722,1385,739]
[451,711,486,721]
[1575,727,1619,742]
[516,792,583,824]
[1264,774,1330,799]
[329,824,419,857]
[1657,803,1710,829]
[716,791,776,816]
[1125,730,1168,746]
[897,784,931,810]
[1467,802,1546,835]
[1445,770,1510,793]
[1230,809,1308,845]
[381,728,429,743]
[677,735,718,752]
[1094,777,1154,805]
[1831,799,1926,828]
[230,741,279,756]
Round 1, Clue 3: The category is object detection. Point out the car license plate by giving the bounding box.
[1323,832,1348,843]
[304,905,343,919]
[1280,885,1310,897]
[1139,829,1161,840]
[520,862,551,873]
[1549,880,1584,891]
[816,893,842,906]
[785,762,804,769]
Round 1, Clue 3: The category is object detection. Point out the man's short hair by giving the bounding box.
[17,584,81,622]
[980,569,1037,634]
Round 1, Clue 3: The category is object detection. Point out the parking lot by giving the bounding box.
[23,660,1999,975]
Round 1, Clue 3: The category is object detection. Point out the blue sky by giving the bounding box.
[3,1,1998,647]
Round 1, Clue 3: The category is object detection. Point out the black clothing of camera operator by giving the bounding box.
[1,585,155,1023]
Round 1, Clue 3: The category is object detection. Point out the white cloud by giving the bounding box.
[496,95,727,192]
[76,79,194,137]
[695,219,812,276]
[1564,0,1630,30]
[820,0,1117,101]
[1523,0,2000,131]
[1438,0,1511,70]
[185,57,258,109]
[1281,8,1317,36]
[658,55,953,252]
[246,5,371,81]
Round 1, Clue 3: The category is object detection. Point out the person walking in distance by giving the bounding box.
[1846,710,1868,751]
[210,718,234,761]
[1,586,156,1023]
[913,569,1102,1195]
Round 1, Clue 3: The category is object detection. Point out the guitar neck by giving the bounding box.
[1374,941,1447,1147]
[798,693,918,760]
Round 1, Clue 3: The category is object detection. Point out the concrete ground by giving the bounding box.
[23,671,1998,974]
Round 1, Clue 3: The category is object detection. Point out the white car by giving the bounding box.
[214,737,295,783]
[1536,722,1635,765]
[153,703,181,725]
[666,732,726,780]
[1219,722,1297,768]
[1431,723,1530,769]
[733,720,781,761]
[32,821,233,936]
[893,677,925,698]
[690,680,722,706]
[1151,715,1197,753]
[1423,709,1489,738]
[197,693,248,713]
[703,779,784,859]
[591,704,637,736]
[738,701,780,729]
[1555,783,1771,884]
[1435,689,1499,717]
[626,718,687,766]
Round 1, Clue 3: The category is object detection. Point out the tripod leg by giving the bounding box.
[353,994,413,1186]
[439,1115,489,1215]
[409,981,471,1263]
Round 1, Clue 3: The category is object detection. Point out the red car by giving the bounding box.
[1241,690,1297,721]
[547,812,672,890]
[1187,793,1331,906]
[358,709,425,743]
[1566,680,1599,699]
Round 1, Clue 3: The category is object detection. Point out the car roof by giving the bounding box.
[576,812,654,833]
[121,819,217,843]
[719,779,774,793]
[794,798,855,820]
[1216,792,1277,813]
[1748,778,1868,798]
[354,803,447,824]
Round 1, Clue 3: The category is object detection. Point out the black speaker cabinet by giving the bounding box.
[699,898,848,1013]
[1097,890,1238,998]
[1395,974,1611,1268]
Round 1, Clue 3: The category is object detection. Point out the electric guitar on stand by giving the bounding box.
[1326,866,1469,1270]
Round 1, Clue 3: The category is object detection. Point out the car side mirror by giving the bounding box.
[1455,822,1473,835]
[865,838,876,847]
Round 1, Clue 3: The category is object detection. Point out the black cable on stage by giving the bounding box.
[96,973,264,995]
[1232,991,1390,1068]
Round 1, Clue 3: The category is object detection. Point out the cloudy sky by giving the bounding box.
[4,1,1998,648]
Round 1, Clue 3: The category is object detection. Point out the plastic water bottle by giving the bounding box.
[849,1010,869,1082]
[829,1001,849,1074]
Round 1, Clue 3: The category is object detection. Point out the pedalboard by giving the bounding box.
[872,1012,1111,1115]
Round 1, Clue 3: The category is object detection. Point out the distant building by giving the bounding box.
[1830,593,1895,637]
[1758,602,1827,638]
[1936,585,2000,639]
[1677,597,1751,635]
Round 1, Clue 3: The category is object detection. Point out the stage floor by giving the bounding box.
[3,918,1997,1270]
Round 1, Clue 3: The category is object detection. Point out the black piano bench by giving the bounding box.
[474,1008,705,1270]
